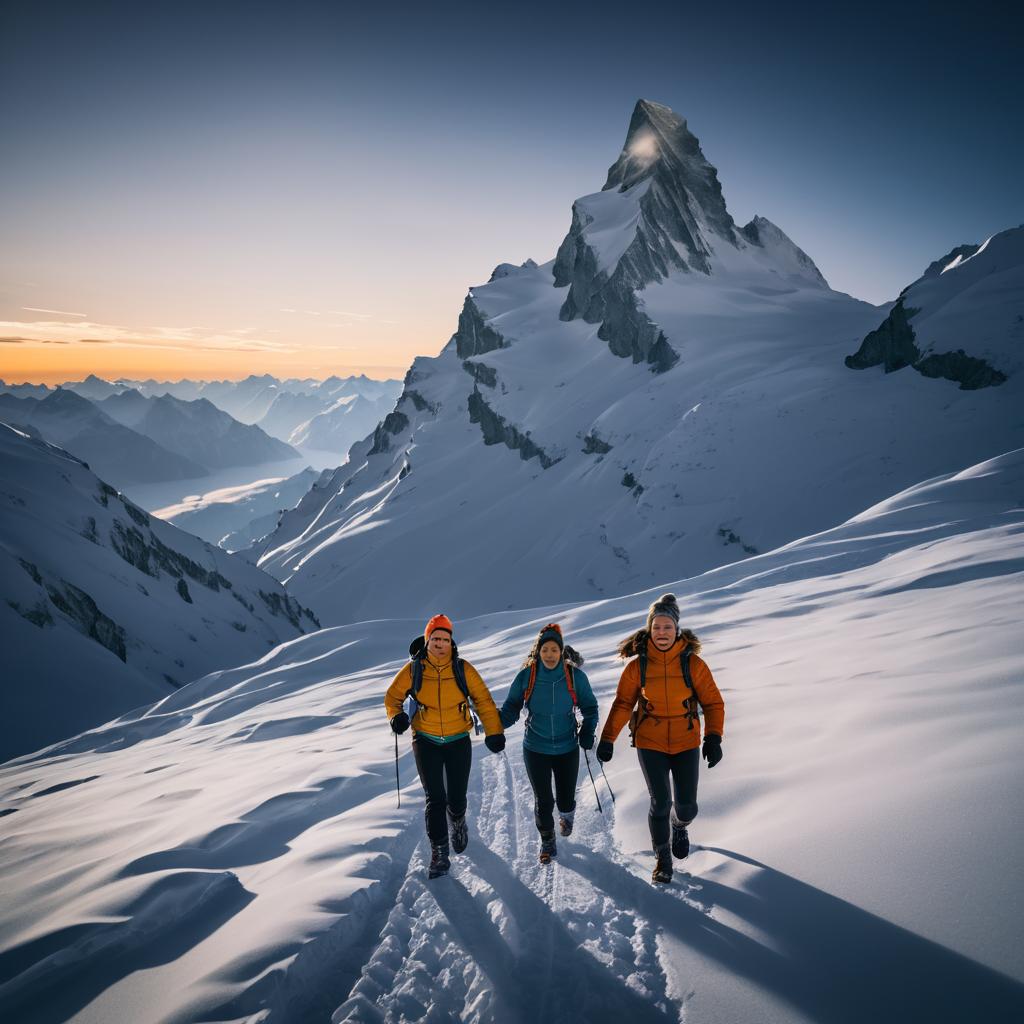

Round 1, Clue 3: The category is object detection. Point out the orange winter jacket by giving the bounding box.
[384,655,503,740]
[600,636,725,754]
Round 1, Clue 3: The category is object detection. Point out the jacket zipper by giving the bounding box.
[437,664,444,738]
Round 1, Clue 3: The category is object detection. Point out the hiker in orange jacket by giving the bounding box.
[596,593,725,884]
[384,614,504,879]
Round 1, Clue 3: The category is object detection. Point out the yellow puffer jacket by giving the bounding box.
[384,655,503,739]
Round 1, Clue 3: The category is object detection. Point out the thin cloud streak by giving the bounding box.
[0,319,297,354]
[21,306,88,317]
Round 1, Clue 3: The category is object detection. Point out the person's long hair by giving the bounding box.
[522,623,584,669]
[617,626,701,659]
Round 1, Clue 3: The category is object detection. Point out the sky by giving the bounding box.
[1,0,1021,385]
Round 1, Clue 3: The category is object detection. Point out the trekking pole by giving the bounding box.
[598,760,616,805]
[583,749,603,814]
[394,732,401,809]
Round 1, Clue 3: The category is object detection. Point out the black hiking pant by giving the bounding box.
[637,746,699,848]
[412,734,472,846]
[523,746,579,835]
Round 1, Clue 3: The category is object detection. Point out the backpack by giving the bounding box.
[627,641,700,747]
[522,657,580,736]
[403,635,481,734]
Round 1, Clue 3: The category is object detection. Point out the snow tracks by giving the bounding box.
[332,743,700,1024]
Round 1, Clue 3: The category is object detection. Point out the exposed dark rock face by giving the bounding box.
[467,388,562,469]
[718,527,759,555]
[18,558,42,584]
[554,208,679,372]
[109,518,233,592]
[404,389,436,414]
[44,579,127,661]
[915,350,1007,389]
[845,299,922,373]
[462,360,498,389]
[621,471,644,496]
[553,99,740,372]
[603,100,738,255]
[369,410,411,455]
[846,298,1007,389]
[582,432,613,454]
[453,296,507,359]
[6,597,53,628]
[176,578,193,603]
[259,589,319,631]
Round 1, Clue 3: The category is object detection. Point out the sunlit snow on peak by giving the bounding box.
[627,129,659,164]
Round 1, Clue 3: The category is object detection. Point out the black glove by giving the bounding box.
[485,733,506,754]
[596,740,614,763]
[702,733,722,768]
[390,712,410,735]
[579,732,595,751]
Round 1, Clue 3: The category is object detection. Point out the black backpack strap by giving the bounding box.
[680,649,699,731]
[630,646,653,748]
[406,653,425,706]
[451,657,470,699]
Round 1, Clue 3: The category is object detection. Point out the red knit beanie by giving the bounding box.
[424,613,454,641]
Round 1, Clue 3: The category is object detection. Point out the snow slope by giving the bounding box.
[1,449,1021,1023]
[0,423,320,760]
[254,101,1023,625]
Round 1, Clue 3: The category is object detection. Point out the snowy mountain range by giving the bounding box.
[0,422,320,760]
[95,390,299,469]
[0,387,208,485]
[20,372,404,458]
[1,444,1020,1021]
[253,100,1023,625]
[0,95,1021,1023]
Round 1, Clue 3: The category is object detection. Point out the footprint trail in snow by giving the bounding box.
[333,743,697,1023]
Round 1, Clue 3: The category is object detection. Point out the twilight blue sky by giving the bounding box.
[1,0,1021,382]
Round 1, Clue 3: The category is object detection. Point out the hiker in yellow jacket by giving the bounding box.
[385,614,504,878]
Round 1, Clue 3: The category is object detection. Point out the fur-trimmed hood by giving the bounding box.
[617,627,701,659]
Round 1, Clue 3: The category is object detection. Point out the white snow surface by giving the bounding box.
[900,225,1024,374]
[2,449,1022,1023]
[0,423,318,760]
[256,220,1023,625]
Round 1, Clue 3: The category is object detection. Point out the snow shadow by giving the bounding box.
[117,774,370,876]
[562,846,1024,1023]
[453,840,678,1022]
[0,870,254,1024]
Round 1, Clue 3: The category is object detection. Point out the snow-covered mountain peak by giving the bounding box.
[552,99,830,371]
[603,99,734,244]
[252,104,1020,627]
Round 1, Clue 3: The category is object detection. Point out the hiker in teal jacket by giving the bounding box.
[500,623,599,863]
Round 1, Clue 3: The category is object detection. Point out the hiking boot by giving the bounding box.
[448,810,468,854]
[671,817,690,860]
[428,842,451,879]
[558,811,575,837]
[652,843,673,884]
[539,831,557,865]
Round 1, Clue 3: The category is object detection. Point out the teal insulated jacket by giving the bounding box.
[500,661,599,755]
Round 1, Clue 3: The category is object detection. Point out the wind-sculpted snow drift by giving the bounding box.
[1,450,1022,1022]
[254,100,1024,625]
